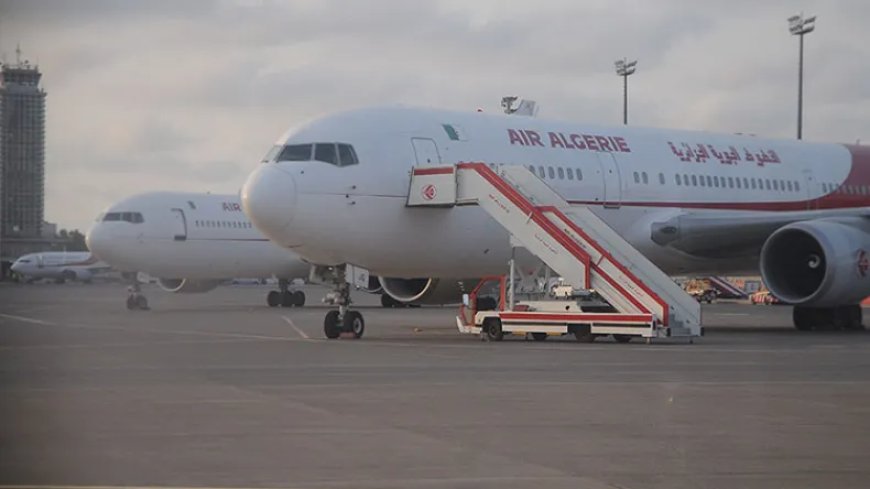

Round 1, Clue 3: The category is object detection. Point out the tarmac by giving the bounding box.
[1,282,870,489]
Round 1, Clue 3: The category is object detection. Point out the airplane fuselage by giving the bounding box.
[242,106,870,279]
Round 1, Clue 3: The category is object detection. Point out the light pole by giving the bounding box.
[789,13,816,140]
[614,58,637,125]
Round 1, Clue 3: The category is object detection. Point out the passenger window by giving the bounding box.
[699,175,706,187]
[277,144,312,162]
[675,174,682,186]
[743,177,749,189]
[567,168,574,180]
[538,166,546,178]
[528,165,536,173]
[691,175,698,186]
[547,167,555,179]
[706,175,713,187]
[712,176,719,187]
[314,143,338,165]
[633,172,640,184]
[658,173,665,185]
[577,169,583,180]
[765,180,771,190]
[557,167,565,179]
[786,181,793,191]
[642,172,648,184]
[338,144,359,166]
[728,177,734,188]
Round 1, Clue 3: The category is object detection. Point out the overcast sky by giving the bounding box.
[1,0,868,231]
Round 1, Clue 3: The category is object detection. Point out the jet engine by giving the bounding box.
[760,218,870,306]
[60,269,93,282]
[378,277,478,305]
[157,278,222,294]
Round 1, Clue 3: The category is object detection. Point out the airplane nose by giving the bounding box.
[85,223,112,262]
[241,164,297,241]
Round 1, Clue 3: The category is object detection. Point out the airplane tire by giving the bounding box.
[324,311,341,339]
[267,290,281,307]
[281,290,295,307]
[344,311,365,339]
[294,291,306,307]
[136,295,149,310]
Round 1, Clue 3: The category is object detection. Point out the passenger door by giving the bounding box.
[411,138,441,166]
[170,208,187,241]
[802,169,817,210]
[595,152,622,208]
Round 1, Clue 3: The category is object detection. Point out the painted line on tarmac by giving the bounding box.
[0,313,56,326]
[0,312,306,343]
[282,315,311,340]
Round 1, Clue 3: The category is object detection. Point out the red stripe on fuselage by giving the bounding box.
[567,144,870,211]
[412,167,455,176]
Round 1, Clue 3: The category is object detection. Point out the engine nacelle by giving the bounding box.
[378,277,477,305]
[157,278,222,294]
[760,218,870,306]
[62,269,93,282]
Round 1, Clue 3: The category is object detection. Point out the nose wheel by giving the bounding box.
[318,265,364,339]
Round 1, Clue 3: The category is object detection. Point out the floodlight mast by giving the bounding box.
[615,58,637,125]
[789,13,816,140]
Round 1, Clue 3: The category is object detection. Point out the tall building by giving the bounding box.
[0,47,47,256]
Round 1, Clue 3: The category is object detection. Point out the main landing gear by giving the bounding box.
[266,278,306,308]
[793,305,864,331]
[124,274,149,311]
[319,265,364,339]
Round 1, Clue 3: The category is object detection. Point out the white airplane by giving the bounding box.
[10,251,110,283]
[240,105,870,334]
[85,191,313,309]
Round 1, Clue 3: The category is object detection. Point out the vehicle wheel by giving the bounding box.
[530,332,547,342]
[126,295,137,310]
[792,307,815,331]
[267,290,281,307]
[293,291,306,307]
[343,311,365,339]
[324,310,341,339]
[570,324,596,343]
[135,295,149,310]
[613,334,632,343]
[485,318,504,341]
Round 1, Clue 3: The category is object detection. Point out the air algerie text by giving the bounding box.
[507,129,631,153]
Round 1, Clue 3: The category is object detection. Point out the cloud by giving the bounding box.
[0,0,867,230]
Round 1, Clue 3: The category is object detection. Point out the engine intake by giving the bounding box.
[157,278,222,294]
[378,277,477,305]
[760,218,870,306]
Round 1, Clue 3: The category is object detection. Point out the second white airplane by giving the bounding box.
[86,191,311,309]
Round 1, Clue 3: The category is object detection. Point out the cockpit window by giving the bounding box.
[277,144,313,162]
[261,145,282,163]
[103,212,144,224]
[314,143,337,165]
[338,144,359,167]
[18,259,31,263]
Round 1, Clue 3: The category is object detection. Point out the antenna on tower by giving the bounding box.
[15,43,21,65]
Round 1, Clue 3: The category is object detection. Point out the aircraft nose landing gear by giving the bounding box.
[125,283,149,310]
[318,265,364,339]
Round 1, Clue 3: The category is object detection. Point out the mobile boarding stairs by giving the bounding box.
[407,162,702,342]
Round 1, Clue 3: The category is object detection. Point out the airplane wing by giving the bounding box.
[650,208,870,259]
